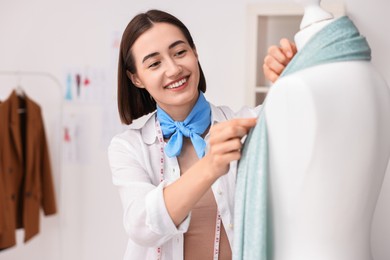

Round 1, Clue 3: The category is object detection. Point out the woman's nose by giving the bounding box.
[165,59,182,77]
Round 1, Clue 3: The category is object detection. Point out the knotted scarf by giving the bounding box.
[233,16,371,260]
[157,91,211,159]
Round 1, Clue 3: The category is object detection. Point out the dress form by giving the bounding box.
[265,1,390,260]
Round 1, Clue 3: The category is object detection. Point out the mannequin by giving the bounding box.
[265,1,390,259]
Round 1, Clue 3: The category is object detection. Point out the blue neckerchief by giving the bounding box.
[233,16,371,260]
[157,91,211,159]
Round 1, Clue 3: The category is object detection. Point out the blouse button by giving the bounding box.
[229,223,234,229]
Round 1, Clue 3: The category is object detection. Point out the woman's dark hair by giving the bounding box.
[118,9,207,125]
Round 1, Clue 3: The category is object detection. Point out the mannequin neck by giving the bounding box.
[295,4,335,50]
[300,4,334,29]
[295,18,334,50]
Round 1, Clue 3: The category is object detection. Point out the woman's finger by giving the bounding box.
[267,45,289,66]
[280,38,297,59]
[209,138,242,155]
[263,63,280,83]
[209,118,256,144]
[264,55,285,75]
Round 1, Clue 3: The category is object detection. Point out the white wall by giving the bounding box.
[0,1,259,259]
[0,0,389,260]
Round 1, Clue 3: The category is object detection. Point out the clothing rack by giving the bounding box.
[0,70,63,92]
[0,70,64,117]
[0,70,65,260]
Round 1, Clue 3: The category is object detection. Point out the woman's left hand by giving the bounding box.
[263,38,297,83]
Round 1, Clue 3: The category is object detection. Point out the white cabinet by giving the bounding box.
[246,3,345,106]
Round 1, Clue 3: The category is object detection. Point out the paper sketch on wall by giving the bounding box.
[64,67,110,104]
[62,112,92,164]
[110,30,121,68]
[99,30,128,148]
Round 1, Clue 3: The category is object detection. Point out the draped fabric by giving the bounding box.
[281,16,371,77]
[233,16,371,260]
[233,112,269,260]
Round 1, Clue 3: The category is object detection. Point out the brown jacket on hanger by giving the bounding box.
[0,90,57,250]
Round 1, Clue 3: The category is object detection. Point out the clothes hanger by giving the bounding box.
[0,70,64,114]
[15,72,27,113]
[15,72,26,98]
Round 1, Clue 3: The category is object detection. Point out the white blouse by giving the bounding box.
[108,103,258,260]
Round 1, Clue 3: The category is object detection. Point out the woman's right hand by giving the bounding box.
[263,38,297,83]
[205,117,257,178]
[163,117,257,226]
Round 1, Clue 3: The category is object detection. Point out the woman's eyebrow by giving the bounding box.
[168,40,185,49]
[142,40,186,64]
[142,52,159,63]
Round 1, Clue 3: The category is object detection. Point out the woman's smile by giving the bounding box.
[164,76,189,90]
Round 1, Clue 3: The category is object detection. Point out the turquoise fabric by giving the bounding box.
[157,91,211,159]
[281,16,371,77]
[233,16,371,260]
[233,112,269,260]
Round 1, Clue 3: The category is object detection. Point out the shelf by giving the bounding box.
[246,3,345,106]
[255,86,270,92]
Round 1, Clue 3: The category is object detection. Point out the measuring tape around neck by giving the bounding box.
[155,118,222,260]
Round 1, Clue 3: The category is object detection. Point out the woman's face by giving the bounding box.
[130,22,200,120]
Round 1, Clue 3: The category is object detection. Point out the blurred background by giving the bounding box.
[0,0,389,259]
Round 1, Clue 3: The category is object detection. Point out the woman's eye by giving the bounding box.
[148,61,160,69]
[175,50,187,57]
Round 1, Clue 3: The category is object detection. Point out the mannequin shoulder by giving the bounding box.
[266,75,315,114]
[274,61,383,91]
[265,75,316,139]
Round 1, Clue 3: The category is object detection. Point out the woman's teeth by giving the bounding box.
[166,78,187,89]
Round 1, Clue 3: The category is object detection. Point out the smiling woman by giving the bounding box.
[128,23,201,121]
[117,10,207,125]
[108,9,271,260]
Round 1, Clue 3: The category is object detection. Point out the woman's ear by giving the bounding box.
[126,70,144,89]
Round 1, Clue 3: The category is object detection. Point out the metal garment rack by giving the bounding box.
[0,70,63,91]
[0,70,65,260]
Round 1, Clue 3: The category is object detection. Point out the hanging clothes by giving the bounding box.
[0,90,57,250]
